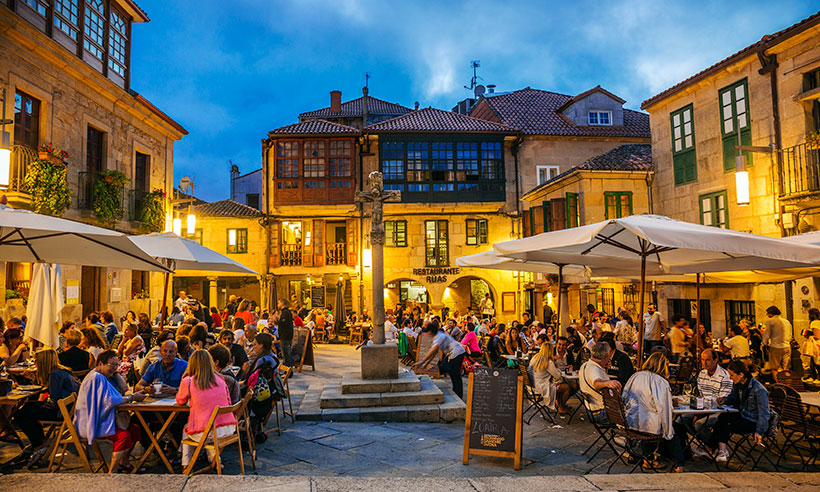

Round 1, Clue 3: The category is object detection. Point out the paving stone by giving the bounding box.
[283,423,341,441]
[439,390,467,421]
[313,477,476,492]
[315,431,378,450]
[470,476,599,492]
[776,473,820,486]
[321,382,383,408]
[0,474,188,492]
[584,472,727,490]
[322,407,361,421]
[184,475,310,492]
[705,471,794,488]
[360,405,408,422]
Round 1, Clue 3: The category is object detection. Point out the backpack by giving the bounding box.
[249,354,281,403]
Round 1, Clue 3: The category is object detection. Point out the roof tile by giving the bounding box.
[365,107,518,133]
[475,88,650,137]
[300,96,412,119]
[268,120,360,136]
[192,199,263,218]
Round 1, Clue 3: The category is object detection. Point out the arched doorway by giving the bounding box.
[385,278,429,312]
[442,276,494,315]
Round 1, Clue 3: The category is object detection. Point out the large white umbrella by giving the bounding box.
[25,263,64,348]
[494,214,820,360]
[129,232,258,325]
[0,205,170,271]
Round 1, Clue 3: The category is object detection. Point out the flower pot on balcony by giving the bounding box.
[38,152,64,165]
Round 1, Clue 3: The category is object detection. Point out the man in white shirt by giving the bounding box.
[643,303,666,355]
[682,348,734,453]
[763,305,793,383]
[479,293,494,317]
[579,341,622,424]
[174,290,188,312]
[721,325,751,359]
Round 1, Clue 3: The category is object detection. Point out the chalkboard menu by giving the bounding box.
[414,332,440,376]
[310,286,325,309]
[463,367,523,469]
[291,327,309,369]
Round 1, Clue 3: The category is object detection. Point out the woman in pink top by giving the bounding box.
[176,350,237,468]
[461,328,481,358]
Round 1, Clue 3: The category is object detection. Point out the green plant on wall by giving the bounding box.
[139,189,166,232]
[93,169,129,224]
[23,159,71,216]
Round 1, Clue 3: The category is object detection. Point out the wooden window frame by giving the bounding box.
[699,190,729,229]
[424,220,449,267]
[719,79,753,172]
[536,165,560,185]
[465,218,488,245]
[108,6,129,77]
[604,191,633,219]
[385,220,407,247]
[670,104,697,185]
[226,228,248,254]
[13,90,41,148]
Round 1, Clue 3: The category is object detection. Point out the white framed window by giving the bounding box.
[588,110,612,126]
[536,165,560,185]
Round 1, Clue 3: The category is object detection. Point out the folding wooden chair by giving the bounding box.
[182,400,244,476]
[278,364,295,424]
[516,359,554,425]
[47,393,108,473]
[602,387,664,474]
[579,392,618,463]
[669,356,695,394]
[234,391,255,470]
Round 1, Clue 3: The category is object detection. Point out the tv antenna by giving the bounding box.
[364,72,370,89]
[464,60,482,91]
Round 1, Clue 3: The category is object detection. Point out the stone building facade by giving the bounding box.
[0,1,186,324]
[641,10,820,337]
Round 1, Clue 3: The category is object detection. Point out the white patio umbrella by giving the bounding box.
[494,214,820,361]
[25,263,64,348]
[0,205,170,271]
[129,232,258,324]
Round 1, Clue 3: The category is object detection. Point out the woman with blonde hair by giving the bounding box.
[14,348,79,465]
[528,341,562,410]
[622,352,686,472]
[176,350,237,470]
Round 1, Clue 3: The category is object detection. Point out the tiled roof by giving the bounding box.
[475,88,650,137]
[192,200,263,217]
[555,85,625,113]
[641,10,820,109]
[364,107,518,133]
[524,144,653,197]
[121,0,150,22]
[268,120,360,136]
[299,96,412,119]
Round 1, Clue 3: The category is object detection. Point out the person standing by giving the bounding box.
[643,303,666,356]
[763,305,793,383]
[668,315,693,359]
[277,298,294,365]
[479,293,494,318]
[175,290,188,312]
[415,320,466,398]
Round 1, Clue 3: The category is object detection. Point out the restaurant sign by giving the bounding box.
[412,267,460,284]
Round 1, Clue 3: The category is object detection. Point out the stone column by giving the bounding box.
[208,277,218,309]
[559,283,570,336]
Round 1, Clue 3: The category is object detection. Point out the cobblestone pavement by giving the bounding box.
[0,344,816,482]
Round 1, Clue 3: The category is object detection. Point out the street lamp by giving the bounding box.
[173,217,182,236]
[186,213,196,236]
[0,89,12,188]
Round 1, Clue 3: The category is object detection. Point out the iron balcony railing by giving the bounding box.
[77,171,96,209]
[281,244,302,266]
[129,188,147,222]
[325,242,347,265]
[8,145,37,193]
[779,141,820,198]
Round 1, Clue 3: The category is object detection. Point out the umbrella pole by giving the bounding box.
[160,271,170,326]
[557,264,563,336]
[637,250,647,364]
[696,273,701,368]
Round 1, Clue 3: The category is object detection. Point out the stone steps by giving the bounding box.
[340,370,421,394]
[321,376,444,408]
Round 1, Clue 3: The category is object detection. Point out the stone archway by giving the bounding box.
[441,275,497,317]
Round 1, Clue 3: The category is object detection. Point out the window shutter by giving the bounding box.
[532,204,544,234]
[522,209,531,237]
[542,201,551,232]
[673,154,686,185]
[550,198,566,231]
[346,218,357,266]
[313,219,325,267]
[269,219,280,267]
[302,220,313,267]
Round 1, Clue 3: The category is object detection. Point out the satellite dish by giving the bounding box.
[179,176,191,192]
[474,84,486,98]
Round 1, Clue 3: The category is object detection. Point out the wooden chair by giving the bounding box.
[579,391,619,463]
[278,364,295,424]
[669,355,696,394]
[313,327,326,343]
[48,393,108,473]
[349,325,363,345]
[516,359,554,425]
[602,387,664,474]
[234,391,256,470]
[109,334,123,350]
[181,400,244,476]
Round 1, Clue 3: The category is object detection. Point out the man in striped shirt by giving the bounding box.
[680,348,733,455]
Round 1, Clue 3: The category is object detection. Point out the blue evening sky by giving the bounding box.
[130,0,817,202]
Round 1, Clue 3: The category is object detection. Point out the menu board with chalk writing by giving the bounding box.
[463,367,523,469]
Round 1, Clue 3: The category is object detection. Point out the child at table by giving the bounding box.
[176,349,237,470]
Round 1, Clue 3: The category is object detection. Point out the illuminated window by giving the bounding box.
[226,228,248,254]
[466,218,488,245]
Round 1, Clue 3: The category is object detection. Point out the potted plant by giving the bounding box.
[37,143,69,164]
[138,189,166,232]
[93,169,129,224]
[807,130,820,149]
[23,158,71,216]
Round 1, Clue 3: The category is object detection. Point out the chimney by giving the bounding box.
[330,90,342,113]
[487,84,496,94]
[414,101,419,110]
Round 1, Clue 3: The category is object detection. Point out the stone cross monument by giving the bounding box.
[355,171,401,378]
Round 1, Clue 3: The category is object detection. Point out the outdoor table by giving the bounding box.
[7,363,37,379]
[673,404,738,470]
[798,391,820,408]
[0,385,45,447]
[120,395,189,474]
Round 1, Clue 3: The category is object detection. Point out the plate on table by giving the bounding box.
[16,385,42,391]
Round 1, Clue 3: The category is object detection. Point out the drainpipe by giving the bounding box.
[262,138,273,311]
[645,172,655,214]
[757,45,783,237]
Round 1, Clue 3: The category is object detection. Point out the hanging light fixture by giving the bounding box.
[735,154,750,206]
[172,217,182,236]
[186,213,196,236]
